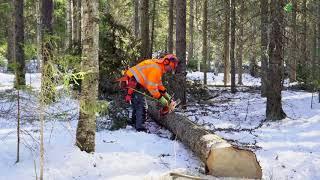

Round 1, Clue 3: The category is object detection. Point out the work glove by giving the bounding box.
[125,95,132,103]
[163,92,172,101]
[158,96,169,107]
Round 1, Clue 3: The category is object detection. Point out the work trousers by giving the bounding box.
[131,85,148,130]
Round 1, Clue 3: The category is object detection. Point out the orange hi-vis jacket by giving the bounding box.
[125,59,166,99]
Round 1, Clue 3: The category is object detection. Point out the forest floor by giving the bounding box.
[0,72,320,180]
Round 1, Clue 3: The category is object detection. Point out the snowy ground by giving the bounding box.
[186,72,320,180]
[0,73,41,91]
[0,72,203,180]
[1,72,320,179]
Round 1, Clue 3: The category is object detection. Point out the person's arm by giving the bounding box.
[158,79,172,101]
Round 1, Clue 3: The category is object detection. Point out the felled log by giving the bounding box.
[148,101,262,179]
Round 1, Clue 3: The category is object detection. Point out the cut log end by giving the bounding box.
[207,146,262,179]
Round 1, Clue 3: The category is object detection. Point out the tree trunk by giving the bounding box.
[71,0,75,45]
[237,0,244,85]
[14,0,26,87]
[36,0,42,72]
[75,0,81,48]
[173,0,187,106]
[261,0,269,96]
[134,0,140,38]
[266,0,286,120]
[76,0,99,153]
[188,0,194,62]
[150,0,157,55]
[230,0,236,93]
[41,0,54,104]
[223,0,230,86]
[40,0,54,178]
[6,0,15,72]
[66,0,72,50]
[318,1,320,79]
[148,102,262,179]
[250,52,257,77]
[312,16,317,78]
[168,0,174,53]
[140,0,151,59]
[301,0,308,82]
[203,0,208,85]
[16,90,20,163]
[289,0,297,82]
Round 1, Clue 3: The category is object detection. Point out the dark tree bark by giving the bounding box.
[168,0,174,53]
[223,0,230,86]
[289,0,297,82]
[249,53,257,77]
[6,0,15,72]
[150,0,157,55]
[230,0,236,93]
[140,0,151,59]
[41,0,55,103]
[14,0,26,87]
[188,0,194,62]
[318,1,320,77]
[36,0,42,71]
[174,0,187,106]
[301,0,307,75]
[66,0,72,49]
[312,14,317,78]
[76,0,99,153]
[134,0,140,38]
[71,0,75,45]
[40,0,54,178]
[74,0,81,50]
[266,0,286,120]
[311,0,319,79]
[261,0,269,96]
[237,0,244,85]
[203,0,208,85]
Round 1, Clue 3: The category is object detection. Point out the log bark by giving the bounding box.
[148,101,262,179]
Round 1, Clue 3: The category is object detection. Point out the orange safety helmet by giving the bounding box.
[162,54,179,70]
